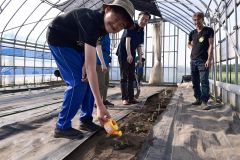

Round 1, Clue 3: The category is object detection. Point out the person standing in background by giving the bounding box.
[96,34,114,107]
[188,12,214,109]
[116,11,150,105]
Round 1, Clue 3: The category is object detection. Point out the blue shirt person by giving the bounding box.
[96,34,114,106]
[96,34,111,67]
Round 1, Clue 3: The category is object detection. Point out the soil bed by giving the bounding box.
[66,88,175,160]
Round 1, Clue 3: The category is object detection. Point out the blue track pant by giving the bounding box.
[49,45,94,129]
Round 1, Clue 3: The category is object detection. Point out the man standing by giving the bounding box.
[117,11,150,105]
[96,34,114,107]
[188,12,214,109]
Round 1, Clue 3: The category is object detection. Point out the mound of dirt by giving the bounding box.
[92,88,175,160]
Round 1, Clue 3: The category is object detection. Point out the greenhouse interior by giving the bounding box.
[0,0,240,159]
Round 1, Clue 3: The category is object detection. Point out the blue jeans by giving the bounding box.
[191,59,210,102]
[49,45,94,129]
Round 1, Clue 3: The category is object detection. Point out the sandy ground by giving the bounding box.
[141,82,240,160]
[170,84,240,160]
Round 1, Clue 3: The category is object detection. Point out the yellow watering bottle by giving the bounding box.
[104,119,122,136]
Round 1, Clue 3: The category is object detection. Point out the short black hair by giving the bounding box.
[108,5,133,28]
[139,11,151,20]
[192,12,204,20]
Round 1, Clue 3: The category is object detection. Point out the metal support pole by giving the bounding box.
[234,0,239,108]
[213,23,218,103]
[224,0,229,84]
[144,25,148,81]
[0,42,2,87]
[184,34,187,75]
[162,23,165,82]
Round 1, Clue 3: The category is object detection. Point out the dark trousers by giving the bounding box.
[191,59,210,102]
[118,58,135,100]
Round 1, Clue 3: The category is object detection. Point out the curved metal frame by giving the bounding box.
[157,0,210,30]
[160,11,191,33]
[157,2,195,30]
[0,0,28,40]
[0,0,11,14]
[0,0,215,44]
[13,1,44,41]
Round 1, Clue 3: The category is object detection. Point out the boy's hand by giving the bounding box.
[205,59,211,68]
[101,64,108,73]
[127,55,133,64]
[96,105,111,126]
[82,65,88,82]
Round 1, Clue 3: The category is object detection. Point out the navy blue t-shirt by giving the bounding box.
[189,26,214,61]
[116,23,144,60]
[46,8,107,52]
[96,34,111,67]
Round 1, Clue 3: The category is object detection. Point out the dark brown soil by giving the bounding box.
[66,88,175,160]
[91,88,175,160]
